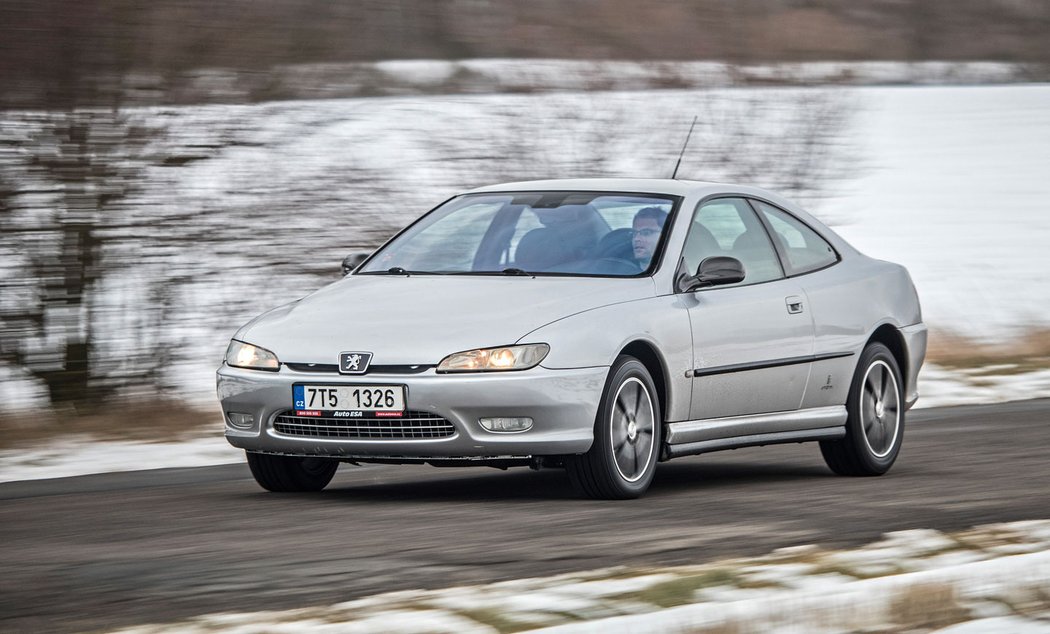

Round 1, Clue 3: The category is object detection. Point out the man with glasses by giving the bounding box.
[632,206,668,269]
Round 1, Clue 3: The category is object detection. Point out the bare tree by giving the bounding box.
[0,3,171,412]
[678,89,858,213]
[0,110,165,409]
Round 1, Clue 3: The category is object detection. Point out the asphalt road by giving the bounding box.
[2,400,1048,632]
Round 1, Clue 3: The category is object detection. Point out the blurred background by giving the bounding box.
[1,0,1048,438]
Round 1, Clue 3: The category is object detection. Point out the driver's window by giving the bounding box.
[681,198,783,288]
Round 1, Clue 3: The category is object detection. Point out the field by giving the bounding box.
[1,77,1048,412]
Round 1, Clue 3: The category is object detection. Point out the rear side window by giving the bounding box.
[753,200,838,275]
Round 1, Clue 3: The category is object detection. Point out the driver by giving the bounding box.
[632,206,668,269]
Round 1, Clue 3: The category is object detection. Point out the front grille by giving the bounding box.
[273,411,455,439]
[284,363,432,375]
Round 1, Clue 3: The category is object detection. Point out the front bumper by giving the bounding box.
[217,363,608,458]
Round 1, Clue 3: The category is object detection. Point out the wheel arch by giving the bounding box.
[866,323,907,388]
[619,340,669,424]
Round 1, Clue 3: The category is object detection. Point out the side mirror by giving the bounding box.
[677,256,745,292]
[341,252,370,276]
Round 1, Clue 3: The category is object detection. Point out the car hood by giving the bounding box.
[237,275,656,365]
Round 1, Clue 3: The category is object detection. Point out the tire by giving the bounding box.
[567,355,662,499]
[820,342,905,476]
[246,452,339,492]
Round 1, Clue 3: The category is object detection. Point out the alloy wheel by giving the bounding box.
[610,377,656,482]
[860,359,900,458]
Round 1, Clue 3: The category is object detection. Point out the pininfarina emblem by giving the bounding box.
[339,351,373,374]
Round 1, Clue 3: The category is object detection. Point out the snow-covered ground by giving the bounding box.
[3,82,1049,410]
[108,520,1050,633]
[172,59,1037,104]
[2,80,1050,482]
[824,84,1050,341]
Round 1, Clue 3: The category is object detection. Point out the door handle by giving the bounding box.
[785,296,804,314]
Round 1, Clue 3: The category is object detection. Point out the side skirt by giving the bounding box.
[663,405,846,459]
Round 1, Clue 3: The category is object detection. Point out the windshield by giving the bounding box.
[359,192,679,277]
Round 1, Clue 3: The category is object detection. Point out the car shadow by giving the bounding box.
[315,456,835,503]
[323,467,579,502]
[651,458,835,492]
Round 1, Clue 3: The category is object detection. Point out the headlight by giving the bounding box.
[225,340,280,371]
[437,343,549,373]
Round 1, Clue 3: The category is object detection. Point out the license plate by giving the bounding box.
[293,384,405,416]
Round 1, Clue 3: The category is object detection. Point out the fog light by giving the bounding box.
[227,412,255,429]
[479,417,533,432]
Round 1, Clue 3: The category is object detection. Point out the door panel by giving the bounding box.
[687,280,814,419]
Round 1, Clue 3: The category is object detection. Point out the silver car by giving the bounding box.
[217,179,926,499]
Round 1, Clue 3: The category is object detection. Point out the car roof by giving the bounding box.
[466,178,753,198]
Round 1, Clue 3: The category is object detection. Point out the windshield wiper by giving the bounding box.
[370,268,531,276]
[359,267,425,276]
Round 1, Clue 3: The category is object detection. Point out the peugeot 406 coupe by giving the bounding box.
[217,179,926,499]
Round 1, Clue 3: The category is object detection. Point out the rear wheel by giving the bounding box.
[246,452,339,492]
[820,342,904,476]
[567,356,662,499]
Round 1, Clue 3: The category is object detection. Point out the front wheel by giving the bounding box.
[567,356,662,499]
[820,342,905,476]
[246,452,339,492]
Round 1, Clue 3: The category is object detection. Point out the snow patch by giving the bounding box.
[0,433,242,483]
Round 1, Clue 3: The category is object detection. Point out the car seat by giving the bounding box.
[514,204,603,271]
[592,228,634,261]
[515,227,580,270]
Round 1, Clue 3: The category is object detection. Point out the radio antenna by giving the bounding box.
[671,116,698,180]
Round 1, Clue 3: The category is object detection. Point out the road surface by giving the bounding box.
[2,400,1047,632]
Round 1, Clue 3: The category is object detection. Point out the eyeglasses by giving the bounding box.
[632,228,660,238]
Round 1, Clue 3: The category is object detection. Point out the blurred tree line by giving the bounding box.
[0,5,171,411]
[2,0,1049,108]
